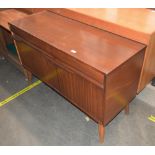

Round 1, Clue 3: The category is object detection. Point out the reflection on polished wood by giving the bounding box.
[50,8,155,93]
[10,11,145,143]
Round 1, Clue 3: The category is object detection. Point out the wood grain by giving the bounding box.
[50,8,155,93]
[15,39,60,90]
[10,11,145,74]
[56,67,104,122]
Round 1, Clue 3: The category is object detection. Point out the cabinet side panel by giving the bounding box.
[104,50,145,125]
[138,33,155,93]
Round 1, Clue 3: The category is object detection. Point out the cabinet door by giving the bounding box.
[57,67,104,122]
[15,40,59,90]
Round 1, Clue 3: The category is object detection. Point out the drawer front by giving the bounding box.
[57,67,104,122]
[15,40,59,90]
[46,46,105,88]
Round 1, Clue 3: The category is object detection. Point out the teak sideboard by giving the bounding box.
[1,8,155,93]
[49,8,155,93]
[10,11,145,143]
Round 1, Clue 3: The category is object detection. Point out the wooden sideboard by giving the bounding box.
[1,8,155,93]
[0,8,155,93]
[10,11,145,143]
[49,8,155,93]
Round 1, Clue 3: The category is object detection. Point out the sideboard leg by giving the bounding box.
[98,123,105,144]
[151,77,155,86]
[124,104,129,115]
[24,69,32,84]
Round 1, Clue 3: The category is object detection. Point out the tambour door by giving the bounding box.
[56,66,104,122]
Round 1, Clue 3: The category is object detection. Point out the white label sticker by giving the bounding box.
[70,49,77,54]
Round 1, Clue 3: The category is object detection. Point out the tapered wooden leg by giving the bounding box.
[24,69,32,84]
[98,123,105,143]
[124,104,129,115]
[151,77,155,86]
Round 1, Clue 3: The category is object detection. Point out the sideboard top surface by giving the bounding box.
[10,11,145,74]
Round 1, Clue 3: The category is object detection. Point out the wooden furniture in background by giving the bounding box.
[49,8,155,93]
[16,8,46,14]
[0,9,46,74]
[0,9,28,31]
[0,9,29,73]
[10,11,145,142]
